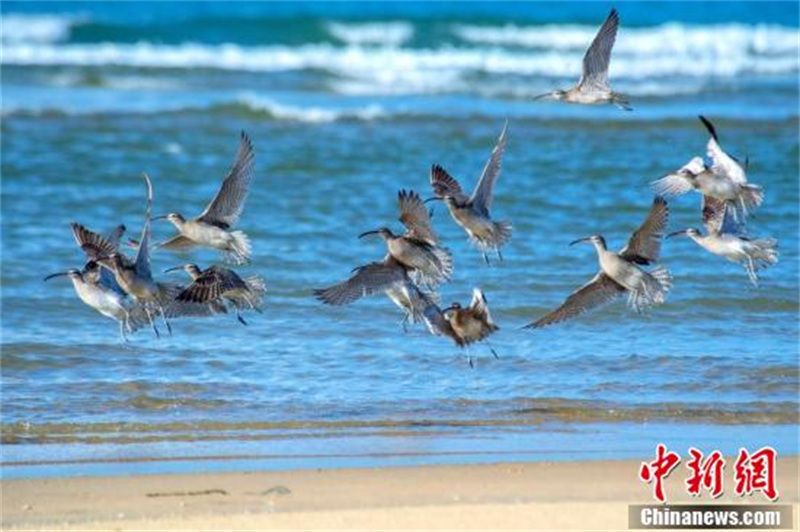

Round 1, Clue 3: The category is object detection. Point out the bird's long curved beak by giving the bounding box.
[667,230,689,239]
[44,271,70,281]
[152,214,169,221]
[441,305,458,314]
[569,236,592,246]
[423,197,443,204]
[532,92,552,101]
[358,230,380,239]
[163,266,183,274]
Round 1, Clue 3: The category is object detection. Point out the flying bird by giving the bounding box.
[527,197,672,329]
[651,116,762,227]
[359,189,453,288]
[421,288,499,367]
[314,254,437,332]
[166,264,266,325]
[667,196,778,286]
[532,9,630,110]
[154,132,255,265]
[429,121,512,264]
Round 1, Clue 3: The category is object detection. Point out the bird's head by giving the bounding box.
[667,228,701,239]
[164,264,201,278]
[358,227,393,240]
[569,234,606,249]
[44,268,82,282]
[153,212,185,226]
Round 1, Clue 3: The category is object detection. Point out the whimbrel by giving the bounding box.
[429,121,512,264]
[359,189,453,288]
[667,196,778,286]
[527,197,672,328]
[154,132,255,265]
[166,264,266,325]
[651,116,762,227]
[44,260,148,341]
[532,9,630,110]
[96,174,187,336]
[421,288,499,367]
[314,254,437,332]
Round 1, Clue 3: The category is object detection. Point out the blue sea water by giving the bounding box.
[1,2,798,479]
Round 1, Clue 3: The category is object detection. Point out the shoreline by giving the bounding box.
[2,457,798,531]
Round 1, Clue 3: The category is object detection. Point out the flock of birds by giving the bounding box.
[46,9,779,364]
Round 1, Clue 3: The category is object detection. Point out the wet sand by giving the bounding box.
[2,457,798,530]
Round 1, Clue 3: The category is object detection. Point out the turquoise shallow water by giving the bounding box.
[1,2,799,478]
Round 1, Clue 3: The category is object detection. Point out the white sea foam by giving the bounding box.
[0,13,85,44]
[452,22,800,56]
[236,94,386,123]
[325,21,414,46]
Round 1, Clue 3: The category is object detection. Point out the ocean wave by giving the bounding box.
[0,13,86,44]
[452,22,800,56]
[325,21,414,46]
[235,94,386,123]
[3,37,797,85]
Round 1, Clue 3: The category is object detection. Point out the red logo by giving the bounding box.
[639,445,779,503]
[734,447,779,501]
[639,443,682,503]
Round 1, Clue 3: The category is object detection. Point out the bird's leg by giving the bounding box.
[466,346,474,369]
[483,252,490,266]
[236,311,248,326]
[400,314,409,334]
[746,257,759,287]
[145,307,160,339]
[496,248,503,262]
[158,306,173,336]
[487,341,499,360]
[118,320,128,343]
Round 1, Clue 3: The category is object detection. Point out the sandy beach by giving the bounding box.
[2,457,797,531]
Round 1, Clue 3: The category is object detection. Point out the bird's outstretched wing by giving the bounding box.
[197,131,255,229]
[398,189,438,245]
[155,234,198,251]
[620,196,669,265]
[134,173,154,280]
[578,8,619,92]
[70,222,122,261]
[176,266,247,304]
[524,272,625,329]
[314,258,407,306]
[702,195,744,236]
[430,164,469,203]
[699,115,747,185]
[469,121,508,215]
[469,288,495,326]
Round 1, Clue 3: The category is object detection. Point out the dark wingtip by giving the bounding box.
[698,115,718,141]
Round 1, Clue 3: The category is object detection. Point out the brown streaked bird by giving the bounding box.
[314,254,437,332]
[359,189,453,288]
[153,131,255,265]
[421,288,499,367]
[526,197,672,329]
[428,121,512,264]
[532,9,630,110]
[166,264,266,325]
[667,195,778,287]
[651,116,762,228]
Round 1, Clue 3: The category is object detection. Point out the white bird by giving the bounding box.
[533,9,631,110]
[428,121,512,265]
[154,132,255,265]
[651,116,763,228]
[44,260,148,341]
[527,197,672,328]
[667,196,778,286]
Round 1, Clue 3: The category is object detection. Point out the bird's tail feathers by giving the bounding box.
[628,266,672,313]
[226,231,252,265]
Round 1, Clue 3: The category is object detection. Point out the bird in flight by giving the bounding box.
[533,9,631,110]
